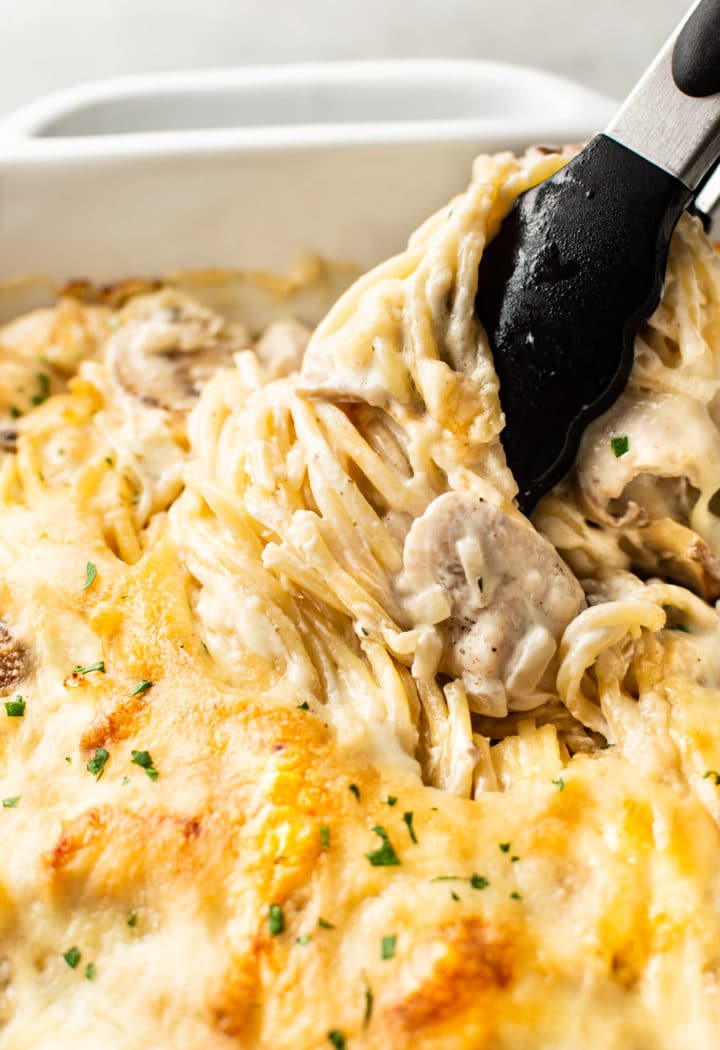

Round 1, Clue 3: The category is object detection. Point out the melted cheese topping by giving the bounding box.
[1,150,720,1048]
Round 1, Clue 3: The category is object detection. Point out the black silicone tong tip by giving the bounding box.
[476,135,691,515]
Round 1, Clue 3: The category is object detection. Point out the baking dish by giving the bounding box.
[0,60,615,312]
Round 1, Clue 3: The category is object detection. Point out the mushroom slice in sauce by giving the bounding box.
[401,492,584,715]
[108,291,250,412]
[0,621,28,691]
[572,390,720,597]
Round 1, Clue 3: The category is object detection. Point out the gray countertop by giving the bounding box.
[0,0,690,118]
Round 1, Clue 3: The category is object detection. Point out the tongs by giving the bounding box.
[476,0,720,513]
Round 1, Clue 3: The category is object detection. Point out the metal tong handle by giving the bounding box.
[607,0,720,192]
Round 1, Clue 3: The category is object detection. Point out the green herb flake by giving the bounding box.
[385,795,397,806]
[85,962,96,981]
[130,679,153,697]
[402,811,417,844]
[73,661,105,676]
[327,1032,346,1050]
[704,770,720,785]
[510,891,523,900]
[363,978,373,1026]
[511,855,520,863]
[121,776,130,786]
[127,911,138,928]
[131,750,158,781]
[365,825,400,867]
[2,796,20,808]
[9,406,21,419]
[320,824,330,851]
[297,700,310,711]
[87,747,109,779]
[450,890,460,901]
[104,456,113,466]
[84,561,97,591]
[552,777,564,791]
[381,934,397,960]
[296,933,312,946]
[31,373,50,406]
[667,623,691,633]
[4,696,25,717]
[268,903,284,936]
[470,874,489,890]
[611,435,629,458]
[64,756,72,764]
[349,783,360,801]
[63,946,81,969]
[499,842,511,853]
[318,918,335,929]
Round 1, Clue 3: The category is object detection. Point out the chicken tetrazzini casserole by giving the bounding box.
[1,146,720,1049]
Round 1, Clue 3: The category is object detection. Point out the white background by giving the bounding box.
[0,0,691,117]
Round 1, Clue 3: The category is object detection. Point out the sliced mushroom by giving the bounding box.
[570,389,720,597]
[254,318,312,379]
[575,390,717,526]
[108,290,250,412]
[401,492,584,714]
[0,621,28,691]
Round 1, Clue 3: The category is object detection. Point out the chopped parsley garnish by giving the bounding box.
[131,750,158,781]
[9,406,21,419]
[611,435,629,458]
[268,904,284,936]
[296,933,312,946]
[31,373,50,406]
[318,918,335,929]
[104,456,113,466]
[365,825,400,867]
[402,811,417,843]
[704,770,720,785]
[510,891,522,900]
[363,977,373,1026]
[84,562,97,591]
[451,891,460,901]
[667,623,691,633]
[64,756,72,764]
[87,747,109,779]
[4,696,25,717]
[381,934,397,960]
[127,911,138,927]
[2,796,19,808]
[470,874,489,890]
[327,1031,345,1049]
[349,784,360,801]
[73,661,105,675]
[499,842,511,853]
[511,855,520,863]
[85,962,96,981]
[63,946,81,969]
[297,701,310,710]
[386,795,397,806]
[552,777,565,791]
[130,679,153,697]
[320,824,330,851]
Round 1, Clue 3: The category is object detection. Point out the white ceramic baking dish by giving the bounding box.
[0,61,616,307]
